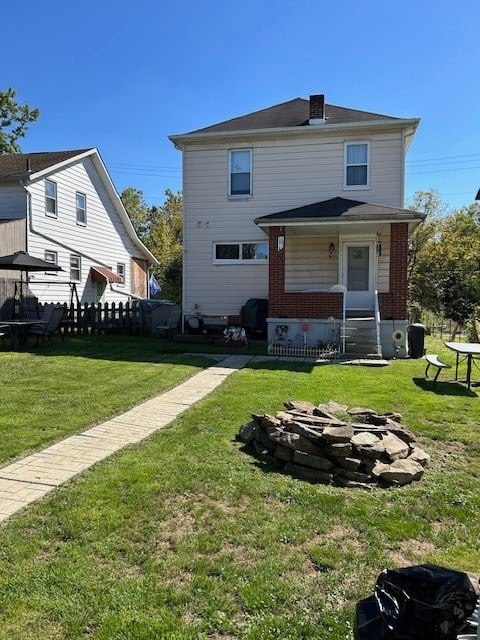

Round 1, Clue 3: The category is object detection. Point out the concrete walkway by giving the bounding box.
[0,354,256,524]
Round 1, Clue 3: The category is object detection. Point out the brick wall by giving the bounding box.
[268,227,343,317]
[379,222,409,319]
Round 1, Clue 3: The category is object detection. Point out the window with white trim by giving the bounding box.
[44,250,58,274]
[70,255,81,282]
[116,262,125,285]
[76,192,86,225]
[45,179,57,216]
[344,142,370,188]
[229,149,252,196]
[213,242,268,263]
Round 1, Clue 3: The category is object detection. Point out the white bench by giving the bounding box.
[425,354,451,385]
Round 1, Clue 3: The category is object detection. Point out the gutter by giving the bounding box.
[169,118,420,146]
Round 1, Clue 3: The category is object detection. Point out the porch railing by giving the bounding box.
[374,289,382,356]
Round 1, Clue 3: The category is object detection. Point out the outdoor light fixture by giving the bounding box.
[329,242,335,258]
[277,235,285,251]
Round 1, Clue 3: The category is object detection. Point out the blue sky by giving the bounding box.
[2,0,479,211]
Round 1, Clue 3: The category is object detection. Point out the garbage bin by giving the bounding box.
[407,323,426,359]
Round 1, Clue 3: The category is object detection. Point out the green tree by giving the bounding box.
[408,190,480,333]
[0,87,40,154]
[120,187,151,240]
[121,187,183,303]
[407,190,445,321]
[148,189,183,303]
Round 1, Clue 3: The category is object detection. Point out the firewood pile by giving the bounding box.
[237,400,430,488]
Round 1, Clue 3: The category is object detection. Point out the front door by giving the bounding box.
[342,241,374,311]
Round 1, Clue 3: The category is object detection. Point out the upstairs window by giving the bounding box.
[214,241,268,263]
[229,149,252,196]
[76,192,87,225]
[344,142,370,188]
[45,179,57,216]
[70,255,81,282]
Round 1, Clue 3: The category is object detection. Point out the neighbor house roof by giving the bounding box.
[254,197,426,226]
[0,150,91,181]
[0,148,158,265]
[187,98,400,135]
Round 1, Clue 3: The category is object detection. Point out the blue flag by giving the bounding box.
[149,273,161,297]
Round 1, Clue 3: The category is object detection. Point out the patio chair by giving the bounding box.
[0,325,12,349]
[27,305,65,347]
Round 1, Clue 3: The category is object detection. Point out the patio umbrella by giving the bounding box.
[0,251,63,318]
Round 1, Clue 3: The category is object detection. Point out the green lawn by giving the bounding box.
[0,334,479,639]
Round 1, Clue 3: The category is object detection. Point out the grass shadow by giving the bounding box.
[412,376,477,397]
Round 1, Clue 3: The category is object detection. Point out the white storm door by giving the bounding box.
[342,241,375,310]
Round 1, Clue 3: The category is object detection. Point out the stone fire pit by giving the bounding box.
[237,400,430,488]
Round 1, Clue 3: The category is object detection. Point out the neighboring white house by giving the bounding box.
[169,94,425,358]
[0,148,157,306]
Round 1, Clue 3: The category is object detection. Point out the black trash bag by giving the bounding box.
[354,563,478,640]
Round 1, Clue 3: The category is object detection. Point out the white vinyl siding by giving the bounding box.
[181,131,403,314]
[285,235,338,291]
[26,157,146,304]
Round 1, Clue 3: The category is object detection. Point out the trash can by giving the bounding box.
[407,323,426,359]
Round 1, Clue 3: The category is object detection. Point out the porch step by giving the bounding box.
[346,309,374,319]
[342,317,381,359]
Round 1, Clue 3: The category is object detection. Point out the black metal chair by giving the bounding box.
[27,306,65,347]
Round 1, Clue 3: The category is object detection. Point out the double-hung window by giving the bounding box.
[45,179,57,216]
[344,142,370,188]
[229,149,252,196]
[76,192,87,225]
[116,263,125,284]
[214,241,268,263]
[70,255,81,282]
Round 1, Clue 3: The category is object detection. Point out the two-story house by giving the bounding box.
[169,95,425,358]
[0,149,156,310]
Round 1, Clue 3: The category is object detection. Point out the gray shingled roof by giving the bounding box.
[0,149,92,181]
[254,197,425,224]
[187,98,400,134]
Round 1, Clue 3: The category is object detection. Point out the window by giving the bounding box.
[44,250,58,274]
[229,149,252,196]
[116,263,125,284]
[70,255,81,282]
[344,142,370,188]
[76,192,86,225]
[45,179,57,216]
[44,250,58,265]
[214,242,268,263]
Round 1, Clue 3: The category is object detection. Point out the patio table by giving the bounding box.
[0,320,47,351]
[444,341,480,391]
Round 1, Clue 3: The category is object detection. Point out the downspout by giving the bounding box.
[23,183,118,270]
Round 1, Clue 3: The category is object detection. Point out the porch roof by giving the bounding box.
[254,197,426,228]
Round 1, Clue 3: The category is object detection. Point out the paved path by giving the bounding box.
[0,354,256,524]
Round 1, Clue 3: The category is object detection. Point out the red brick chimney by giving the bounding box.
[309,94,325,124]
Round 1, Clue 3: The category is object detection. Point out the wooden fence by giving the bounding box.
[34,301,143,336]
